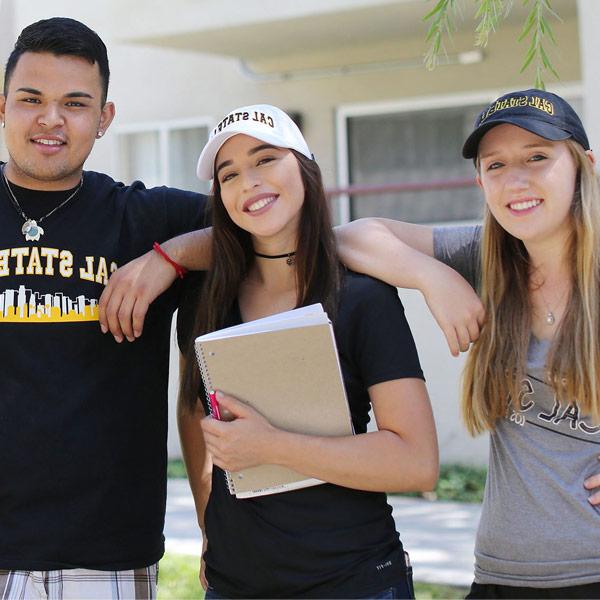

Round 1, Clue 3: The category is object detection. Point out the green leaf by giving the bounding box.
[422,0,561,87]
[520,46,536,72]
[423,0,459,70]
[517,0,560,88]
[475,0,510,47]
[423,0,450,21]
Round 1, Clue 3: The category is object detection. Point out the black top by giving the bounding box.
[0,166,207,570]
[178,270,424,598]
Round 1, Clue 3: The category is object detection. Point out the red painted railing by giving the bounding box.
[325,177,477,198]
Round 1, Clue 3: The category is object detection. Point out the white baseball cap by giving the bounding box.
[196,104,313,180]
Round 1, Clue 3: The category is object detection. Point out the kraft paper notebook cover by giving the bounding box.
[194,304,353,499]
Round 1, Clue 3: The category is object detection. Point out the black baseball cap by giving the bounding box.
[462,89,590,159]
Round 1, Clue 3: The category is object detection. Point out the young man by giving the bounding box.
[0,17,207,599]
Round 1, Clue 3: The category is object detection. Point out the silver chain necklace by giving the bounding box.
[1,165,83,242]
[536,282,569,326]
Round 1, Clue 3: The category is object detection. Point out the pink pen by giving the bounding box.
[208,390,221,420]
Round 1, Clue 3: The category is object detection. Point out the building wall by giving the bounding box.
[578,0,600,150]
[0,1,587,465]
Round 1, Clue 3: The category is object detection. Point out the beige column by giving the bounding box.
[578,0,600,150]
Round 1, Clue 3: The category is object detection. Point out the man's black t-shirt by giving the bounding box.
[178,270,424,598]
[0,166,206,570]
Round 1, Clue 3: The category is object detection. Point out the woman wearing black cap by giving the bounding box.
[338,89,600,598]
[177,104,439,599]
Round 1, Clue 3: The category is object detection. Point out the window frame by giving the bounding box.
[335,85,583,225]
[113,116,214,188]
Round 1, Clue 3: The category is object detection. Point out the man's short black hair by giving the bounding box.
[3,17,110,104]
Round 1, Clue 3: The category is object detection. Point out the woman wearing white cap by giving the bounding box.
[177,105,439,599]
[338,89,600,598]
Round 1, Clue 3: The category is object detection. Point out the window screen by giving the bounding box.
[347,105,483,223]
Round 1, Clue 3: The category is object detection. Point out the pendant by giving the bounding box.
[22,219,44,242]
[545,311,555,326]
[286,255,295,266]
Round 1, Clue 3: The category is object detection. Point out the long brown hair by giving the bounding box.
[180,150,341,410]
[462,140,600,434]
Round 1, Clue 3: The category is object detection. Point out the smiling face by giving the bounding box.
[0,52,115,190]
[215,133,305,251]
[477,124,579,251]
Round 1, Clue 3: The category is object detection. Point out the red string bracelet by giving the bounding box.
[152,242,188,279]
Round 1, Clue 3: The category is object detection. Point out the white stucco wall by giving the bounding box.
[1,1,588,466]
[578,0,600,150]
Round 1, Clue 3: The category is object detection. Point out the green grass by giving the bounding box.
[158,553,469,599]
[158,553,202,599]
[414,581,469,599]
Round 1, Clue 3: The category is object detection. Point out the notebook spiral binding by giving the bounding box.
[194,341,236,494]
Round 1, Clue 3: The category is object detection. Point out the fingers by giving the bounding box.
[131,297,150,339]
[97,250,168,343]
[117,292,137,342]
[201,415,227,438]
[584,460,600,505]
[467,316,482,343]
[200,567,208,592]
[442,320,481,357]
[475,303,486,327]
[586,482,600,505]
[98,283,112,335]
[199,556,208,591]
[456,326,473,354]
[442,327,461,358]
[102,287,150,342]
[215,391,253,418]
[102,286,126,343]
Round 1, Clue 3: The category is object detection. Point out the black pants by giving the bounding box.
[467,581,600,599]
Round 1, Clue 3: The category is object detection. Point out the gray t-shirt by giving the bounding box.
[434,225,600,588]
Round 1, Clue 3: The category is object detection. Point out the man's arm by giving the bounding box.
[98,228,212,342]
[336,218,484,356]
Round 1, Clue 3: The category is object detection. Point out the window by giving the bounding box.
[345,104,481,224]
[117,119,211,194]
[338,93,583,224]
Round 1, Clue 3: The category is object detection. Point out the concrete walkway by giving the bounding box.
[165,479,481,587]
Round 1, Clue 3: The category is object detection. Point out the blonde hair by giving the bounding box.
[462,140,600,434]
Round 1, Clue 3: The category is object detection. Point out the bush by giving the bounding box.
[168,459,488,503]
[396,463,487,503]
[167,458,187,479]
[434,463,487,503]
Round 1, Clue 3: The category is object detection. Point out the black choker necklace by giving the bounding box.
[254,251,296,266]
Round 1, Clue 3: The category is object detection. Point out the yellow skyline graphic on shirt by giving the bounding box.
[0,285,99,323]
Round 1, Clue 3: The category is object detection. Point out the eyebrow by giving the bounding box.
[15,87,94,99]
[479,141,553,160]
[248,143,278,155]
[215,143,280,175]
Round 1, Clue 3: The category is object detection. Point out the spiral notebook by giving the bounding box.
[194,304,353,499]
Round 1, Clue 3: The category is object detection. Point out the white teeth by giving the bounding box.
[247,196,275,212]
[510,199,542,211]
[35,139,62,146]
